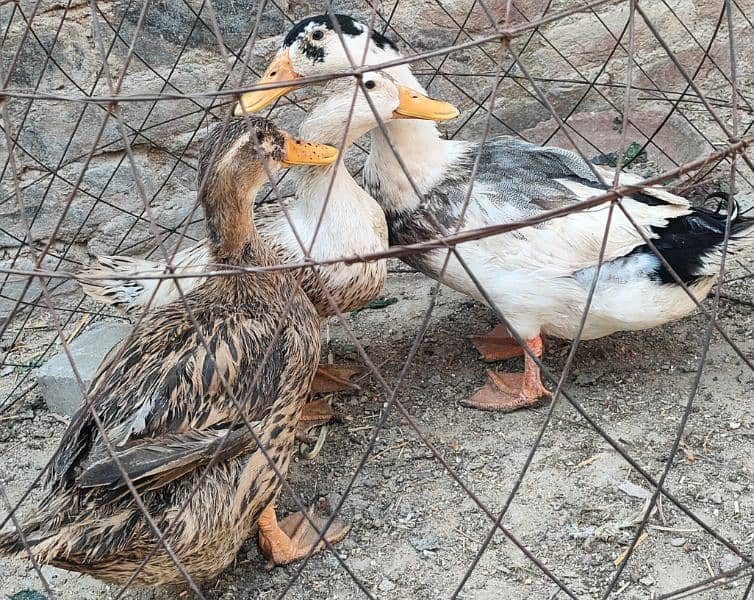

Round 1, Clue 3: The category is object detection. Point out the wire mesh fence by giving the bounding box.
[1,0,753,598]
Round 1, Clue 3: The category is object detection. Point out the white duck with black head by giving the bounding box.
[237,13,754,414]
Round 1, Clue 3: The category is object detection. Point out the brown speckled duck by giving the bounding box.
[0,117,349,586]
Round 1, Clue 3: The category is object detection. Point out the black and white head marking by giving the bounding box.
[283,14,398,60]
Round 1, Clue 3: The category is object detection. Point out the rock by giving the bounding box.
[719,553,743,573]
[639,576,655,586]
[350,557,371,572]
[618,480,652,500]
[709,491,723,505]
[378,578,396,592]
[410,536,440,552]
[326,491,344,512]
[670,537,687,547]
[39,565,66,581]
[573,369,606,386]
[323,553,343,568]
[0,271,42,322]
[112,0,287,51]
[35,322,131,417]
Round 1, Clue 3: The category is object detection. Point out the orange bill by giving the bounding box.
[280,132,338,167]
[235,50,302,115]
[393,85,460,121]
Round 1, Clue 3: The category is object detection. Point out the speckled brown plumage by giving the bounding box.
[0,118,322,586]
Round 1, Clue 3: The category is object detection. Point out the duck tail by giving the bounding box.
[77,243,210,312]
[0,517,47,559]
[693,194,754,276]
[646,194,754,285]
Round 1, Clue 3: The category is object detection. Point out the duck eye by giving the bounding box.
[312,30,324,41]
[364,80,376,90]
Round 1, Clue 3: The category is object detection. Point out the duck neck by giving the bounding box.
[202,175,267,265]
[298,110,374,148]
[288,159,387,269]
[365,119,470,215]
[363,62,472,214]
[293,112,368,217]
[293,162,361,225]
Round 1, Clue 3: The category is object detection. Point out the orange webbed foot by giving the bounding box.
[468,325,525,362]
[463,370,551,412]
[462,336,550,412]
[258,503,351,570]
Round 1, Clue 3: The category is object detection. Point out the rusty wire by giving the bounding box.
[1,0,753,598]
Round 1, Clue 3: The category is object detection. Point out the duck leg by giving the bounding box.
[257,502,350,570]
[311,364,361,393]
[296,398,341,444]
[468,324,525,362]
[297,367,357,453]
[462,336,550,412]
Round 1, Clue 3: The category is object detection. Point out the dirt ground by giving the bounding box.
[0,256,752,600]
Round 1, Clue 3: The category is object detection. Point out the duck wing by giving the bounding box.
[47,299,287,493]
[476,136,688,211]
[458,137,692,274]
[77,425,260,494]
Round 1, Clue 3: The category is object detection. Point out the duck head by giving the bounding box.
[234,14,427,114]
[198,116,338,255]
[286,71,457,147]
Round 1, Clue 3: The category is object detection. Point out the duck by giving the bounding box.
[235,13,754,412]
[0,117,349,586]
[79,71,458,423]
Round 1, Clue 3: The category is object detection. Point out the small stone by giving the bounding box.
[323,553,342,568]
[325,491,343,512]
[40,565,62,580]
[729,422,741,430]
[591,152,619,167]
[719,553,743,573]
[410,536,440,552]
[350,557,371,572]
[639,576,655,586]
[709,492,723,505]
[378,578,396,592]
[36,322,131,417]
[670,537,687,547]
